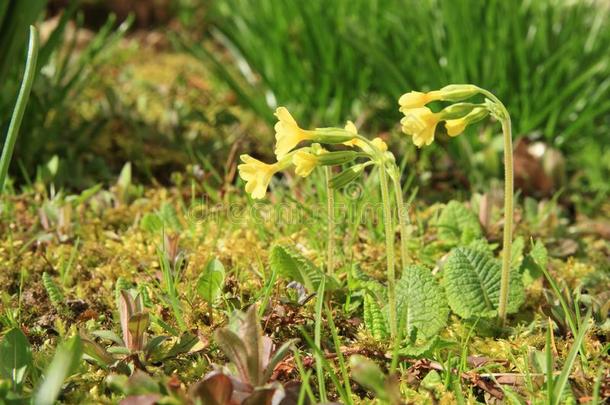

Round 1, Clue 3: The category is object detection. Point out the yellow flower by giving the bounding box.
[445,118,468,137]
[444,107,489,137]
[370,137,388,152]
[238,154,278,199]
[342,121,363,148]
[342,121,388,153]
[274,107,315,159]
[292,150,318,177]
[398,90,442,109]
[399,85,479,110]
[400,107,441,147]
[344,120,358,135]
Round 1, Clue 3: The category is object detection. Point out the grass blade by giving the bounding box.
[0,25,38,193]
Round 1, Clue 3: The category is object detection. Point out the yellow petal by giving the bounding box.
[293,150,318,177]
[445,118,467,137]
[398,90,442,109]
[344,120,358,134]
[274,107,297,126]
[371,137,388,152]
[273,107,311,159]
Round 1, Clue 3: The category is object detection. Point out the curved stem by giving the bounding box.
[389,164,409,271]
[325,166,335,275]
[378,165,397,339]
[476,88,514,325]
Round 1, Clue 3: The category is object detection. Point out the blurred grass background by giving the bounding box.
[1,0,609,208]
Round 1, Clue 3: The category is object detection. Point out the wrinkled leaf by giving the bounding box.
[442,247,524,319]
[396,265,449,339]
[437,201,483,245]
[363,292,388,340]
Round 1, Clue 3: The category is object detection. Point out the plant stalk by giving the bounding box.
[390,164,409,270]
[497,115,514,325]
[325,166,335,275]
[477,87,514,325]
[378,164,398,339]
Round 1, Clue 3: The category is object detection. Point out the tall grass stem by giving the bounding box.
[0,26,39,193]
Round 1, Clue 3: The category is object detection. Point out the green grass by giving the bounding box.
[188,0,610,199]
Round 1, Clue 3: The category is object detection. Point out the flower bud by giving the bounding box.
[438,103,478,120]
[444,107,489,137]
[317,150,358,166]
[314,127,360,144]
[330,164,364,189]
[438,84,480,101]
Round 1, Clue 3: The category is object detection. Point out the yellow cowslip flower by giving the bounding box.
[343,121,388,153]
[399,90,443,109]
[444,107,489,137]
[293,150,318,177]
[445,118,467,137]
[370,137,388,152]
[345,120,358,135]
[399,85,479,110]
[400,107,441,147]
[238,154,280,199]
[274,107,315,159]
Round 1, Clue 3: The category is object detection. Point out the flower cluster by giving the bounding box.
[239,84,501,199]
[238,107,387,199]
[398,84,489,147]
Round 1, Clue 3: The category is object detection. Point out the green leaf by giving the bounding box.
[269,244,338,292]
[442,247,524,319]
[139,213,163,233]
[196,258,226,303]
[530,239,548,269]
[437,201,483,245]
[510,236,525,272]
[521,239,548,285]
[349,355,388,401]
[214,328,251,384]
[189,373,233,405]
[34,335,82,405]
[363,292,388,340]
[396,265,449,339]
[127,312,150,352]
[0,328,32,390]
[398,335,456,358]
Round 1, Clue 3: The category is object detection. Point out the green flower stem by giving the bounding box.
[378,163,398,339]
[497,116,513,325]
[389,164,409,271]
[325,166,335,275]
[0,26,39,193]
[353,133,399,336]
[478,88,514,325]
